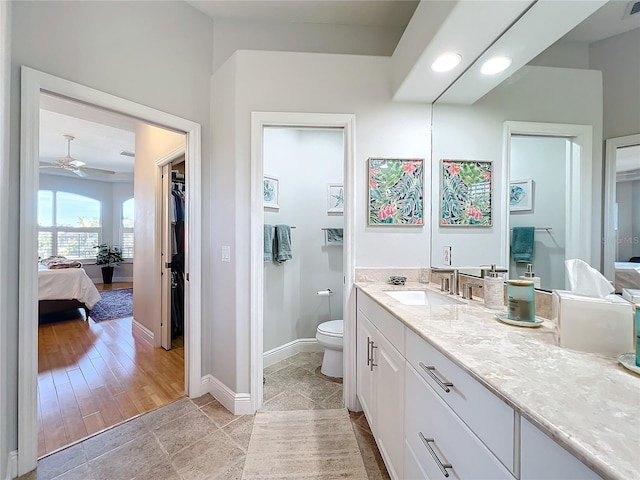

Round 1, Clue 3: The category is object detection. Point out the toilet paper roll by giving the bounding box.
[317,289,333,296]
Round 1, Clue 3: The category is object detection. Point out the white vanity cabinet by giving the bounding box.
[405,362,516,479]
[520,418,603,480]
[356,293,405,480]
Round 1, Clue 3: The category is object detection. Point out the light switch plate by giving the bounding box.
[221,246,231,263]
[443,246,452,266]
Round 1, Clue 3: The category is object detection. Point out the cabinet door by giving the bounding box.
[356,312,376,429]
[521,418,602,480]
[373,331,405,480]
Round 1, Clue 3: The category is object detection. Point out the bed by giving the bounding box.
[38,264,102,319]
[614,262,640,293]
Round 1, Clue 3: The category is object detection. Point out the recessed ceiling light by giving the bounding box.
[431,53,462,73]
[480,56,512,75]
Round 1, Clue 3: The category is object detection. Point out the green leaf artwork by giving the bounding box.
[440,160,492,226]
[368,158,424,226]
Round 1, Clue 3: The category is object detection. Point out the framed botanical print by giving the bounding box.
[368,158,424,226]
[440,159,492,226]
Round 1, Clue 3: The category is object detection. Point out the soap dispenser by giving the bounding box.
[520,264,541,289]
[484,264,504,310]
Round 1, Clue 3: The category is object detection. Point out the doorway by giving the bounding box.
[35,96,189,458]
[604,134,640,290]
[250,112,356,413]
[261,127,345,410]
[19,67,202,475]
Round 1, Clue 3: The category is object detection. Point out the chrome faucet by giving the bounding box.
[431,267,459,295]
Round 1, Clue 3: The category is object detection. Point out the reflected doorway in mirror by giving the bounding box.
[509,179,533,212]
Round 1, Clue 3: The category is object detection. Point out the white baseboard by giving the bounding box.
[263,338,322,368]
[5,451,17,480]
[201,375,253,416]
[132,319,154,345]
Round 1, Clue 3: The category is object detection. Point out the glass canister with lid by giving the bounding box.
[507,279,535,322]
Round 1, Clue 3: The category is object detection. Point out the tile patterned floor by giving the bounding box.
[263,352,344,410]
[21,353,390,480]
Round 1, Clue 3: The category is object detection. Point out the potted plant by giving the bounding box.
[94,243,123,285]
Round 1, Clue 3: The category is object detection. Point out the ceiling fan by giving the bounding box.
[39,134,116,177]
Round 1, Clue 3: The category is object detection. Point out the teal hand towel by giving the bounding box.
[264,224,273,262]
[274,224,292,263]
[326,228,343,244]
[512,226,535,263]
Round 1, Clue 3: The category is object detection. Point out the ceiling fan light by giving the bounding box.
[431,52,462,72]
[480,56,512,75]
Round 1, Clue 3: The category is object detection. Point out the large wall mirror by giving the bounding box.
[431,0,640,292]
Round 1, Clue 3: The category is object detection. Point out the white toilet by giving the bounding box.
[316,319,344,378]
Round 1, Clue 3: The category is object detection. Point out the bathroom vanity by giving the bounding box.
[355,282,639,480]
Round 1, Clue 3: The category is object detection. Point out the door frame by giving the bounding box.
[250,112,356,412]
[603,134,640,281]
[18,66,202,474]
[502,121,593,278]
[156,147,186,350]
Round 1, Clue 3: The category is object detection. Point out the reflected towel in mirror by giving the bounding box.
[511,226,535,263]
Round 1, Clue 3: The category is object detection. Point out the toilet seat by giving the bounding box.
[317,319,343,337]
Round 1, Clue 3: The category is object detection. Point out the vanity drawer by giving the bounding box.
[406,328,514,471]
[405,363,515,480]
[357,290,405,354]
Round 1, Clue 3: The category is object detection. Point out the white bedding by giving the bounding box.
[38,264,102,309]
[614,262,640,292]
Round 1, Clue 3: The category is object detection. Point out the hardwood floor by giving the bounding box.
[37,290,185,457]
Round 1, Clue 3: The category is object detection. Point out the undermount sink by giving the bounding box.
[384,290,462,306]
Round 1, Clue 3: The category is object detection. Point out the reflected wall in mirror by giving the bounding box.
[604,134,640,293]
[430,0,639,291]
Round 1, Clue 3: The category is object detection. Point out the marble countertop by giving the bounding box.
[355,281,640,480]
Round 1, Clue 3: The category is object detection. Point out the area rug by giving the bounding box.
[89,288,133,322]
[241,409,368,479]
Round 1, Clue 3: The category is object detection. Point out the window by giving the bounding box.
[38,190,102,259]
[121,198,134,258]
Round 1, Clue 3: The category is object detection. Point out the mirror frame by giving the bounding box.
[603,134,640,280]
[502,121,593,289]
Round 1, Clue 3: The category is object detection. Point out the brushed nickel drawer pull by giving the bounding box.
[419,432,452,478]
[366,337,372,366]
[370,342,378,371]
[419,362,453,393]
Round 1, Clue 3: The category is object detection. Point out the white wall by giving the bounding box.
[263,128,344,352]
[509,136,567,290]
[212,19,404,73]
[133,124,184,337]
[431,66,602,270]
[211,50,431,393]
[8,1,213,458]
[589,28,640,140]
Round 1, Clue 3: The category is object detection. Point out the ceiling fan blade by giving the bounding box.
[39,166,60,169]
[73,169,89,178]
[79,166,116,175]
[69,159,86,168]
[39,161,57,167]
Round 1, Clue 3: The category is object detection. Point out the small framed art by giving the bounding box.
[327,184,344,213]
[263,175,279,209]
[509,179,533,212]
